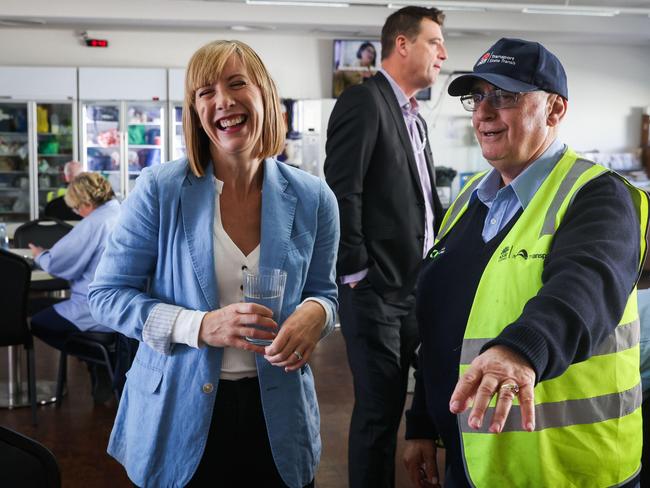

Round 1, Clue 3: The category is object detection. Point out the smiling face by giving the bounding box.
[471,80,565,182]
[403,18,447,91]
[193,55,265,161]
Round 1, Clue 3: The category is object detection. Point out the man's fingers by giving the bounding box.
[467,375,499,430]
[450,366,483,413]
[489,380,518,433]
[518,384,536,431]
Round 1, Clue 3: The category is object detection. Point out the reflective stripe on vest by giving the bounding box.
[439,149,648,488]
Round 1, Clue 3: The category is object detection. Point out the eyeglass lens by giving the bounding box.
[461,90,519,112]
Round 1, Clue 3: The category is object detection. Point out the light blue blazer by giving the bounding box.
[88,158,339,488]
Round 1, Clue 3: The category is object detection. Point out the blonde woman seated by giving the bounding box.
[30,172,120,401]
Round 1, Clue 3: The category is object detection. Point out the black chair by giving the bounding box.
[13,218,73,249]
[0,249,38,425]
[14,218,72,294]
[0,426,61,488]
[43,196,81,221]
[55,332,138,405]
[55,332,119,405]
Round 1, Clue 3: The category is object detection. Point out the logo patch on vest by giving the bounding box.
[428,247,446,260]
[498,246,547,262]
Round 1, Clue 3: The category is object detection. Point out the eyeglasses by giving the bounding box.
[460,90,522,112]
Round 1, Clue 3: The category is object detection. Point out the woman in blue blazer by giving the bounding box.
[88,40,339,488]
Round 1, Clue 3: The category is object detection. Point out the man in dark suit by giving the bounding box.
[324,6,447,488]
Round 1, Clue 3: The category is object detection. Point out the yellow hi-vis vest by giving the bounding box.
[436,149,649,488]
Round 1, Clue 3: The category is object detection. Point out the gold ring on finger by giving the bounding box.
[499,383,520,395]
[293,350,303,361]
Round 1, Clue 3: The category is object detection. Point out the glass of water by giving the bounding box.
[243,267,287,346]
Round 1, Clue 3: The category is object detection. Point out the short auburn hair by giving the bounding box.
[381,6,445,60]
[183,40,285,177]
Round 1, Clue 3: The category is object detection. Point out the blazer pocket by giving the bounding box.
[126,360,164,394]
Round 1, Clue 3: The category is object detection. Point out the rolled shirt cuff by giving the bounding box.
[340,268,368,285]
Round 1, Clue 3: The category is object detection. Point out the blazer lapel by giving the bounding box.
[260,159,297,270]
[181,164,219,310]
[374,72,425,202]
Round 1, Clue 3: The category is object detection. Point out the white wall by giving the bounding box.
[0,27,648,158]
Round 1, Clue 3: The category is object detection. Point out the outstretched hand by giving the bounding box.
[449,345,536,433]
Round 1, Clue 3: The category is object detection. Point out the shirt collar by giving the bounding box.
[212,175,224,195]
[379,68,419,115]
[472,138,567,209]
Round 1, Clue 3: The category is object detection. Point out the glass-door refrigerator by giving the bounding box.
[35,102,77,216]
[79,67,168,199]
[0,67,78,222]
[0,101,76,222]
[171,103,185,160]
[168,70,186,161]
[82,101,165,198]
[0,102,30,222]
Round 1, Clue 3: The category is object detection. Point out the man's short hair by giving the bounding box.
[381,6,445,60]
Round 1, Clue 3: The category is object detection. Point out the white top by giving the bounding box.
[143,176,333,379]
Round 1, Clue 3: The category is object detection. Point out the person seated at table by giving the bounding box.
[29,172,120,403]
[43,160,83,221]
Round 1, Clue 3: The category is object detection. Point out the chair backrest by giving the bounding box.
[0,249,31,347]
[43,196,82,222]
[13,219,73,249]
[0,426,61,488]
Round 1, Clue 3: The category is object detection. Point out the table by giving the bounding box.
[0,259,69,409]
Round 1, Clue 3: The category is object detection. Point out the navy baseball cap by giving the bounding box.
[448,38,568,99]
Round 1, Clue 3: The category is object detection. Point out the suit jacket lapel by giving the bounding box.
[181,163,219,310]
[260,159,297,270]
[374,72,425,202]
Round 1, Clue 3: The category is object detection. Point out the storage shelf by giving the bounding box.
[129,145,161,149]
[128,122,162,126]
[0,132,27,136]
[0,171,28,174]
[37,132,73,136]
[38,154,73,157]
[86,144,119,149]
[0,154,27,157]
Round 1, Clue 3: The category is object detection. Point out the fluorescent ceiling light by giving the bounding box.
[387,3,485,11]
[246,0,349,7]
[522,7,619,17]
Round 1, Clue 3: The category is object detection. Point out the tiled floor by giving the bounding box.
[1,329,413,487]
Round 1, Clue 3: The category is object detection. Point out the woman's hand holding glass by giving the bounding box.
[264,301,327,372]
[198,302,278,354]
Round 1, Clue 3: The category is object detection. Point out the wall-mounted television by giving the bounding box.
[332,39,381,98]
[332,39,432,101]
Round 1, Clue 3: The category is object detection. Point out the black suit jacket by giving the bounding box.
[324,72,443,300]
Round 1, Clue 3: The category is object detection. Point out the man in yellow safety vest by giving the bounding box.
[403,38,647,488]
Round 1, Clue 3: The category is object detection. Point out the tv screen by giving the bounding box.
[332,40,432,101]
[332,39,381,97]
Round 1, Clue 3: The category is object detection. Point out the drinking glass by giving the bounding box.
[243,267,287,346]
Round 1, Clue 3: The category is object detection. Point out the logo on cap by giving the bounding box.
[476,52,491,67]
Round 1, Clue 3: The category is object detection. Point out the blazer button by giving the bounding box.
[202,383,214,394]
